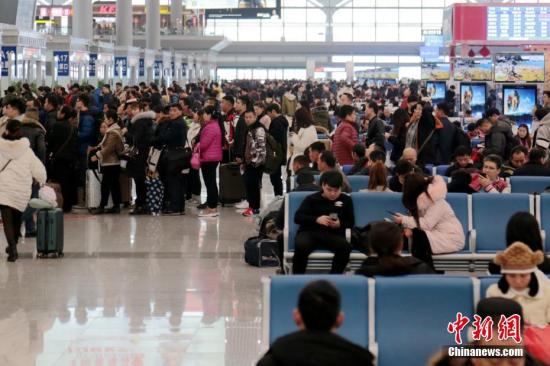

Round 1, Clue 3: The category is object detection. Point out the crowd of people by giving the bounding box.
[1,77,550,363]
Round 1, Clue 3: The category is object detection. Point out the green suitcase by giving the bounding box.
[37,209,64,258]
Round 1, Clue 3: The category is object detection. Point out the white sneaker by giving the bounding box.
[235,201,249,209]
[198,210,219,218]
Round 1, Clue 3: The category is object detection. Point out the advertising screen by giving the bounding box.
[421,63,451,81]
[502,85,538,129]
[426,81,447,105]
[494,53,545,83]
[188,0,281,19]
[460,83,486,118]
[454,59,492,81]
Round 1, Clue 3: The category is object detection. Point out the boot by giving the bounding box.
[7,243,18,262]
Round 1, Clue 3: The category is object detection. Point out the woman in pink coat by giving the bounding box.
[393,174,465,268]
[198,105,223,218]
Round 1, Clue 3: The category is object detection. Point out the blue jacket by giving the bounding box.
[77,111,96,156]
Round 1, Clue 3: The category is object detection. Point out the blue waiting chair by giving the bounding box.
[509,176,550,194]
[347,175,370,192]
[351,192,405,228]
[374,276,476,366]
[471,194,533,257]
[435,165,451,176]
[536,195,550,253]
[478,276,500,300]
[342,164,354,175]
[262,275,370,348]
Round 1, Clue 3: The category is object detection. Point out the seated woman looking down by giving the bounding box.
[356,221,435,277]
[393,174,465,269]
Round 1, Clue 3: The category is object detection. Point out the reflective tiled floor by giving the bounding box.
[0,199,275,365]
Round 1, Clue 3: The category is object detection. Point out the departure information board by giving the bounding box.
[487,6,550,41]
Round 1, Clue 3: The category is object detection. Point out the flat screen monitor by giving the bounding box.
[460,83,487,118]
[191,0,281,19]
[421,63,451,81]
[426,81,447,105]
[454,59,493,81]
[494,53,545,83]
[502,85,538,129]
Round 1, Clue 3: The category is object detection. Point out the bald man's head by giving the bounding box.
[402,148,418,165]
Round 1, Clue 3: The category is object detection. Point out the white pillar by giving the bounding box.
[170,0,183,33]
[146,0,161,50]
[345,61,354,84]
[116,0,133,47]
[306,59,315,80]
[73,0,93,40]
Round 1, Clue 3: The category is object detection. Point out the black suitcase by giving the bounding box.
[244,236,279,267]
[219,163,246,206]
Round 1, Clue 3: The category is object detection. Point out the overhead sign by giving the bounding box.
[154,60,163,78]
[1,46,17,77]
[488,6,550,41]
[54,51,70,77]
[420,46,440,61]
[89,53,98,77]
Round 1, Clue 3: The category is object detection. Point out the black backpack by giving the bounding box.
[263,130,284,174]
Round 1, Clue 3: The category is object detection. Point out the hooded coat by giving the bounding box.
[0,138,47,212]
[282,92,297,117]
[21,115,47,163]
[400,176,465,254]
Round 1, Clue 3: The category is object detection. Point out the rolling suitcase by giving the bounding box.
[244,236,279,267]
[145,175,164,215]
[37,208,64,258]
[219,163,246,206]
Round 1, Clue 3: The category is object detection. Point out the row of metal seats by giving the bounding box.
[283,192,547,272]
[263,275,501,366]
[340,167,550,194]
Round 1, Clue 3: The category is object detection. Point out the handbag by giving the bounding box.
[191,143,201,170]
[147,147,163,173]
[161,145,192,173]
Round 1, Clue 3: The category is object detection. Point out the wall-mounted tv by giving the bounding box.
[502,84,538,129]
[426,81,447,105]
[454,59,493,81]
[494,54,545,83]
[421,63,451,81]
[460,83,486,118]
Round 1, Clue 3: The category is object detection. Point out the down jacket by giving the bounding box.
[199,120,223,163]
[400,176,465,254]
[0,137,47,212]
[332,120,358,166]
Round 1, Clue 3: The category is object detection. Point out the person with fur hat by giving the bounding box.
[487,242,550,327]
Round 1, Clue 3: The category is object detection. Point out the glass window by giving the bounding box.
[422,0,445,6]
[332,71,347,81]
[238,20,262,41]
[399,25,422,41]
[399,66,421,80]
[353,9,375,24]
[333,24,353,42]
[282,8,307,24]
[261,22,284,41]
[399,55,422,63]
[399,8,421,24]
[237,69,252,79]
[307,24,327,41]
[252,69,268,80]
[376,0,398,6]
[353,25,376,41]
[353,0,376,6]
[283,69,306,79]
[376,56,399,63]
[215,21,238,40]
[333,8,353,24]
[376,8,398,24]
[354,56,376,63]
[401,0,422,6]
[333,55,353,63]
[375,24,398,41]
[217,68,237,81]
[306,8,326,23]
[268,69,283,79]
[422,8,444,28]
[282,0,308,6]
[284,24,307,41]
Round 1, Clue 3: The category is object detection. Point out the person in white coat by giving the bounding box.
[289,107,318,169]
[0,120,47,262]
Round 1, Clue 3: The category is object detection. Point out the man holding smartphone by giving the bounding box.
[293,170,355,274]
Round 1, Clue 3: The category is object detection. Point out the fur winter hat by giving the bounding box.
[494,242,544,274]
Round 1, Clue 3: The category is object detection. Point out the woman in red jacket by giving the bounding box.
[198,105,224,218]
[332,105,358,166]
